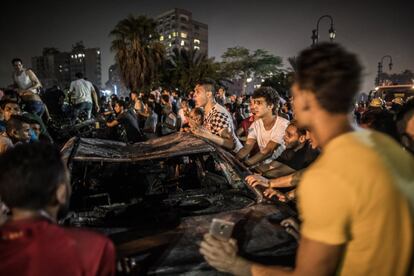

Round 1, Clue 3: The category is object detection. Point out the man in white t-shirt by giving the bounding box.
[68,72,99,119]
[236,87,289,167]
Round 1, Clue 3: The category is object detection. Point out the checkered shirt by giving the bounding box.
[203,104,242,152]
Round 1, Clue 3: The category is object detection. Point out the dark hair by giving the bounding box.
[192,107,204,118]
[196,78,216,94]
[396,98,414,136]
[0,143,67,210]
[75,72,84,79]
[147,102,155,111]
[0,99,19,110]
[295,43,362,113]
[130,91,138,96]
[6,115,30,134]
[252,86,280,114]
[11,58,22,65]
[2,89,20,102]
[288,120,307,136]
[114,99,126,109]
[161,94,170,104]
[360,109,398,140]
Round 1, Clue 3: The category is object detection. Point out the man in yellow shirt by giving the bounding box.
[199,43,414,276]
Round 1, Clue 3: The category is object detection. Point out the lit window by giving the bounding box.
[168,42,172,47]
[75,54,78,58]
[160,35,164,41]
[97,51,100,55]
[180,40,185,46]
[71,55,74,58]
[168,34,172,39]
[172,32,177,37]
[180,32,187,38]
[193,39,200,44]
[194,46,200,50]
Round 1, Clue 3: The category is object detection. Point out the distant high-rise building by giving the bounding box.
[69,41,102,87]
[31,48,71,89]
[155,8,208,55]
[31,42,102,90]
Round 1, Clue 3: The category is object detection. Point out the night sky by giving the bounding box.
[1,0,413,93]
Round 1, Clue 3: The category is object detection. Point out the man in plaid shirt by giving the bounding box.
[192,79,242,153]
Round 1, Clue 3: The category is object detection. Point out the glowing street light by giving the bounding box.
[311,15,336,46]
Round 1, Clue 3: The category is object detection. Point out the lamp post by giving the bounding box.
[311,15,336,46]
[375,55,393,86]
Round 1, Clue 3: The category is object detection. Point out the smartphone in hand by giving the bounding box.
[209,218,235,241]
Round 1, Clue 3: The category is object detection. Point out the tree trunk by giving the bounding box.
[241,74,247,96]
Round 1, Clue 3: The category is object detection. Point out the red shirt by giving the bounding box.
[240,115,255,137]
[0,218,116,276]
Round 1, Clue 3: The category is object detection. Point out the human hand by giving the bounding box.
[263,188,287,202]
[245,174,270,188]
[199,233,239,273]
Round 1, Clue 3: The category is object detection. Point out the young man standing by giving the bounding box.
[192,79,242,153]
[68,72,100,119]
[0,143,116,275]
[236,87,289,167]
[200,43,414,276]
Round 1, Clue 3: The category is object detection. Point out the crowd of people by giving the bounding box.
[0,42,414,275]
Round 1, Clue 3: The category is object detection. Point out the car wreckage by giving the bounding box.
[61,132,298,275]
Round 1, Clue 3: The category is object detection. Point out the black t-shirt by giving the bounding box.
[117,110,144,142]
[276,142,320,170]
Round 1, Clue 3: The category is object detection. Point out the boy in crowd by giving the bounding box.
[236,87,289,167]
[192,79,242,153]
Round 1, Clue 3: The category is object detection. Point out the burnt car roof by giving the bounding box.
[62,132,216,162]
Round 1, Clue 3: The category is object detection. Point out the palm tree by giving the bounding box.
[110,15,165,91]
[161,48,218,93]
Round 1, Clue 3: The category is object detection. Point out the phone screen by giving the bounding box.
[209,218,235,241]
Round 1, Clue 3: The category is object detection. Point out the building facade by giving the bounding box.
[69,42,102,88]
[31,48,71,89]
[155,8,208,55]
[31,42,102,90]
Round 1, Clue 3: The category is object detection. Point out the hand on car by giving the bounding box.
[245,174,270,188]
[263,188,287,202]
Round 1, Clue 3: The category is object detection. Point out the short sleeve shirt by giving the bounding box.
[69,79,94,104]
[203,103,242,152]
[248,116,289,159]
[297,130,414,276]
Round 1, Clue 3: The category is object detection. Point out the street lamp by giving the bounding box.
[375,55,393,86]
[311,15,336,46]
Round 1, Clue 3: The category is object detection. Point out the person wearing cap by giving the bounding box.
[368,97,384,110]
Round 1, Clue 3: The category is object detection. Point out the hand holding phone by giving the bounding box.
[209,218,235,241]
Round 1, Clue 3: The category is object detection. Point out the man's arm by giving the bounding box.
[26,69,42,91]
[245,141,280,166]
[248,237,345,276]
[192,128,234,150]
[236,138,256,160]
[91,87,100,112]
[200,234,345,276]
[106,120,119,128]
[270,169,304,188]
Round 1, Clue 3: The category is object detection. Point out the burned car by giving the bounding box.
[61,132,298,275]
